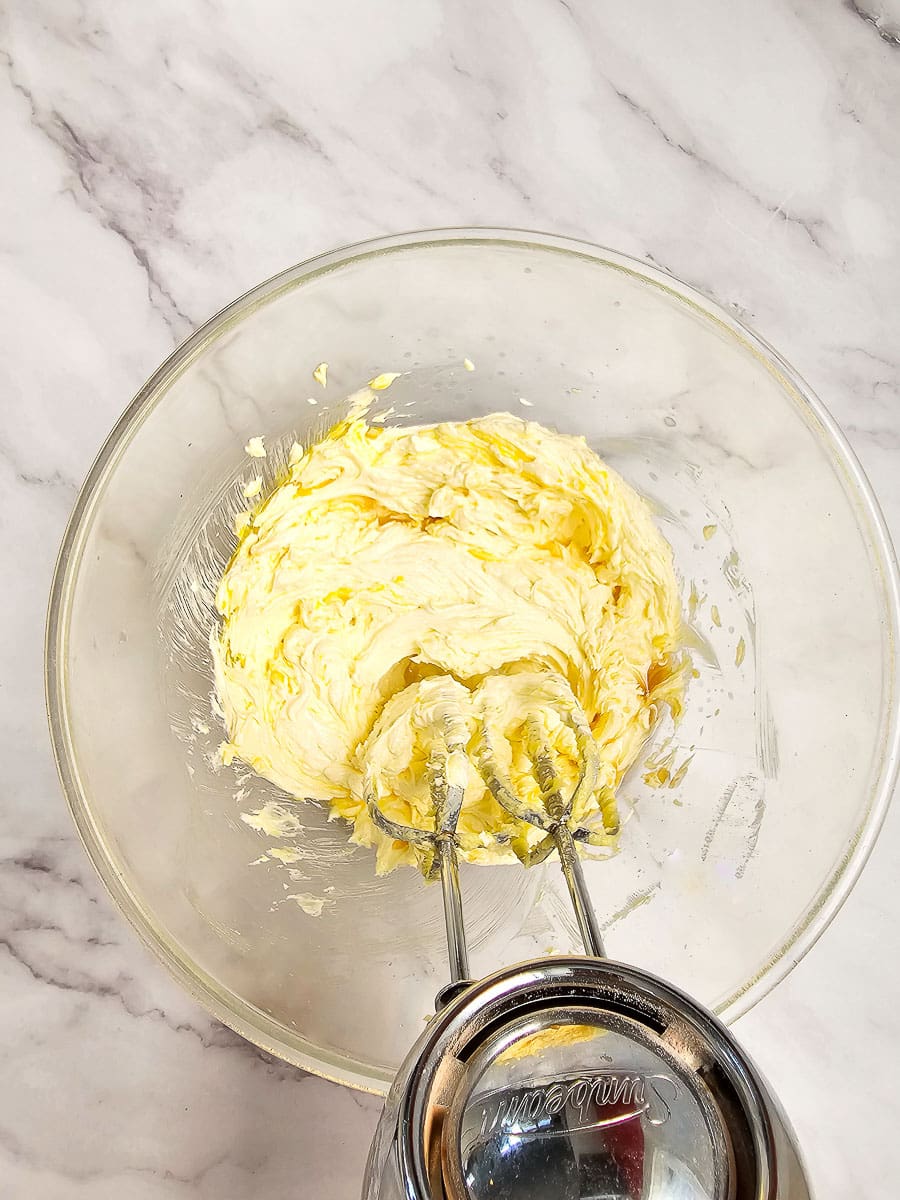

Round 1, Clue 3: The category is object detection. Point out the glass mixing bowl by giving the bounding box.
[46,229,900,1094]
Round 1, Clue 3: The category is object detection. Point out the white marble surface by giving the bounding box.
[2,0,899,1195]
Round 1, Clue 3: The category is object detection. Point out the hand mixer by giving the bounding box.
[362,672,812,1200]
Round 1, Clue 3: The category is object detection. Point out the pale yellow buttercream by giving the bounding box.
[213,410,682,872]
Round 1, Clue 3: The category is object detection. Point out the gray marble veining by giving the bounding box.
[2,1,899,1196]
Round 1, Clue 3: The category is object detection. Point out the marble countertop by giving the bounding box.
[3,0,900,1195]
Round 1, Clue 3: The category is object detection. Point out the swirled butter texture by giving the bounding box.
[213,410,683,872]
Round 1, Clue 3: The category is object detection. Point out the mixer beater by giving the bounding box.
[362,672,811,1200]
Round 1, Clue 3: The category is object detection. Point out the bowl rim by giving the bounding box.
[45,226,900,1094]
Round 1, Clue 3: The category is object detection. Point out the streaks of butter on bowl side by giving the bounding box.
[267,846,305,864]
[642,741,694,791]
[232,510,253,538]
[687,581,706,621]
[368,372,402,391]
[241,802,305,838]
[287,893,329,917]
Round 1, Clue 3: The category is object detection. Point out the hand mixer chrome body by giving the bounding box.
[363,674,812,1200]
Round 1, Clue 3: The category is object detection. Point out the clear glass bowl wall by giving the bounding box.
[47,231,900,1093]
